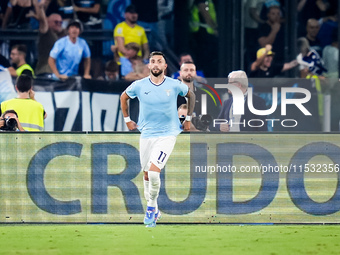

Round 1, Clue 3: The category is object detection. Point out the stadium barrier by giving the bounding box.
[1,132,339,223]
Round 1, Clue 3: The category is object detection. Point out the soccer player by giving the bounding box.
[120,51,195,227]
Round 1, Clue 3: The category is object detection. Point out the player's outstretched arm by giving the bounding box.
[120,91,137,130]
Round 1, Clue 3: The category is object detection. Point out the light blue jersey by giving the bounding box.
[50,36,91,76]
[120,57,133,76]
[126,76,189,138]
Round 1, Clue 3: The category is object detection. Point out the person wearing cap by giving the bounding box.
[48,19,91,80]
[257,6,284,62]
[113,4,150,62]
[215,70,267,132]
[249,44,298,78]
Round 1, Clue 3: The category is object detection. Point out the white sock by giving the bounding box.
[143,177,149,203]
[147,171,160,208]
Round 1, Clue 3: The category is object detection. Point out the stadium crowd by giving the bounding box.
[0,0,338,80]
[0,0,339,131]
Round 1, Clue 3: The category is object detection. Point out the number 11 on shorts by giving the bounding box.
[158,151,167,163]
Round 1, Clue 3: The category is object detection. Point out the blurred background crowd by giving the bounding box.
[0,0,337,81]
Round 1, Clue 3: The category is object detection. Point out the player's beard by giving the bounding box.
[182,76,193,83]
[151,69,163,77]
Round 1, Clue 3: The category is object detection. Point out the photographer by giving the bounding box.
[0,110,25,131]
[178,104,212,132]
[0,75,46,131]
[178,104,199,131]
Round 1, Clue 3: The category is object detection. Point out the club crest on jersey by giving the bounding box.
[165,90,171,96]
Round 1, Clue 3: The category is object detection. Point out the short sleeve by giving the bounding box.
[114,23,124,37]
[82,39,91,58]
[125,82,138,99]
[178,81,189,97]
[49,38,63,59]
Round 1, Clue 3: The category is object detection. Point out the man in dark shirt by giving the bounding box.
[34,0,66,76]
[305,18,323,56]
[258,6,285,62]
[249,44,298,78]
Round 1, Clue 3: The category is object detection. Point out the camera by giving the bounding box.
[192,114,212,131]
[0,117,18,131]
[179,115,186,124]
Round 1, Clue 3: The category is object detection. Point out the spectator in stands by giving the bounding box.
[8,44,34,77]
[73,0,102,78]
[117,42,140,77]
[296,37,327,121]
[323,29,338,78]
[258,0,283,21]
[258,5,285,62]
[0,75,46,131]
[124,56,149,81]
[102,0,130,58]
[131,0,159,51]
[190,0,218,77]
[34,0,66,76]
[97,60,120,81]
[244,0,266,57]
[113,4,150,62]
[1,0,33,29]
[171,53,205,82]
[249,44,298,78]
[305,18,323,56]
[244,0,284,72]
[317,10,338,48]
[297,37,327,78]
[177,61,200,112]
[48,19,91,80]
[297,0,330,37]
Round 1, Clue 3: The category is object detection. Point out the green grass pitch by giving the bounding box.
[0,224,339,255]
